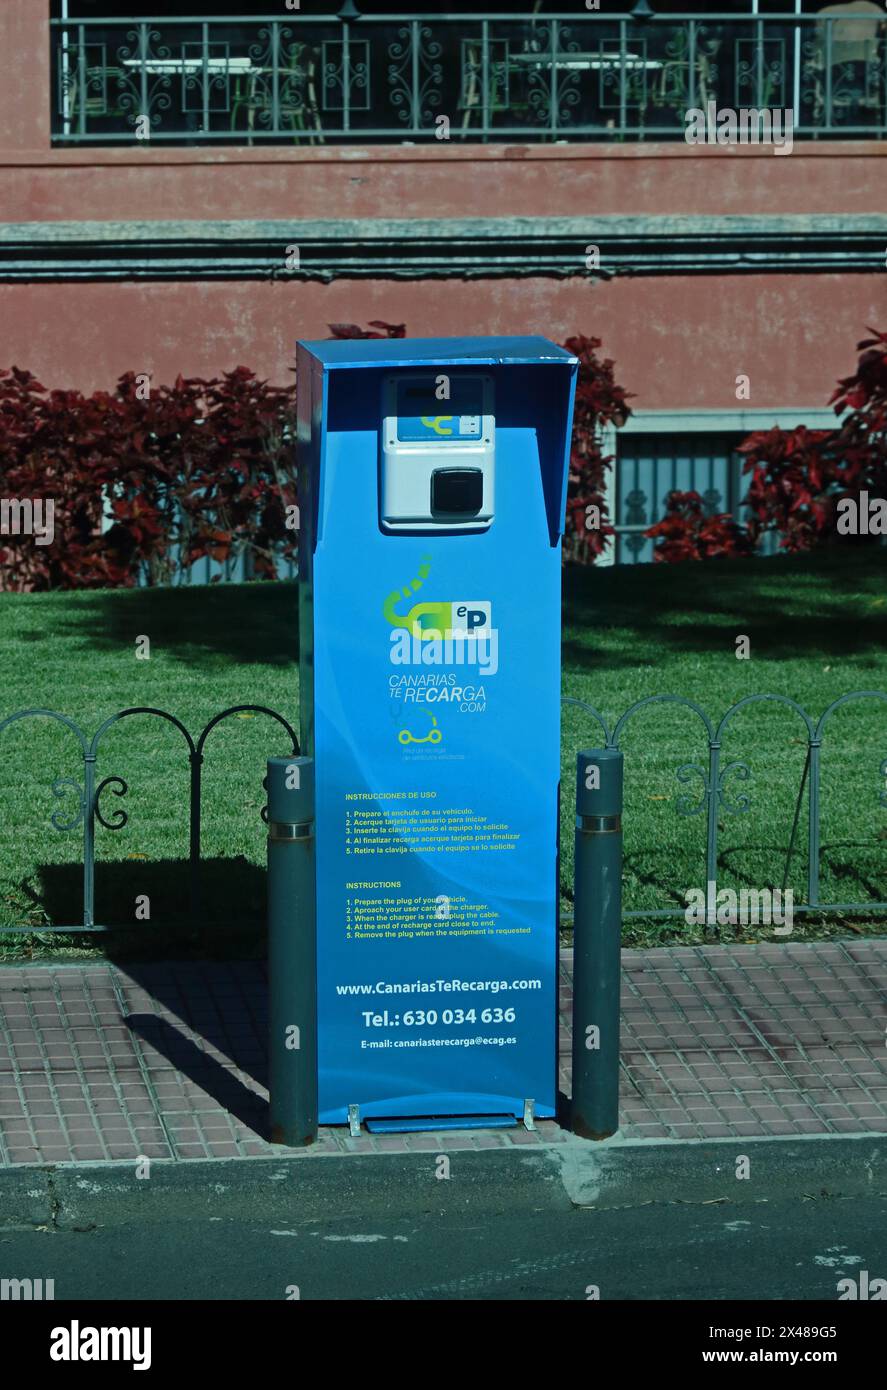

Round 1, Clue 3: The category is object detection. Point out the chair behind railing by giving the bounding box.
[813,0,885,126]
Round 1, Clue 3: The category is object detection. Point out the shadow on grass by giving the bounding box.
[16,857,267,959]
[563,547,887,670]
[51,581,299,668]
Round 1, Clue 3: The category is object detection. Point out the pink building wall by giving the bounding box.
[0,0,883,412]
[3,273,883,412]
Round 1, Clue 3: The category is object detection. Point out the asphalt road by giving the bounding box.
[2,1192,885,1301]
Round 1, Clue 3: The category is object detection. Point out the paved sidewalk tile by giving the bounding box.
[0,941,885,1166]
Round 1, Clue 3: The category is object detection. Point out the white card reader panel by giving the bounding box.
[381,374,495,533]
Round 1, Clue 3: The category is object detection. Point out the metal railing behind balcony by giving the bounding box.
[50,12,887,145]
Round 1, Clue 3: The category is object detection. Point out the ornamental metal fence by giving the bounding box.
[563,691,887,921]
[50,11,887,145]
[0,704,299,933]
[0,691,884,935]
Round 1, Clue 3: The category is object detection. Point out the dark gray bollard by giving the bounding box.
[267,755,318,1147]
[571,747,623,1140]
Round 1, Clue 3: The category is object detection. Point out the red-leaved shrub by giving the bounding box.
[646,490,756,563]
[0,366,296,591]
[0,322,631,588]
[563,334,633,562]
[740,328,887,551]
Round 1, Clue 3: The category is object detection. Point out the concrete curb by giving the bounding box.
[555,1131,887,1207]
[2,1131,886,1231]
[0,1146,566,1231]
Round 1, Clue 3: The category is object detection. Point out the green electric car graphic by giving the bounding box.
[383,555,453,639]
[398,715,443,746]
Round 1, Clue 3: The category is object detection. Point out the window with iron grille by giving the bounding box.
[612,431,782,565]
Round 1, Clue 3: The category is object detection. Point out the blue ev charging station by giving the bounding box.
[296,336,578,1131]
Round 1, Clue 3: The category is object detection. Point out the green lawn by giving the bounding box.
[1,547,885,958]
[562,547,887,944]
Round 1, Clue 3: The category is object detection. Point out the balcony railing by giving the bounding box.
[50,12,887,145]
